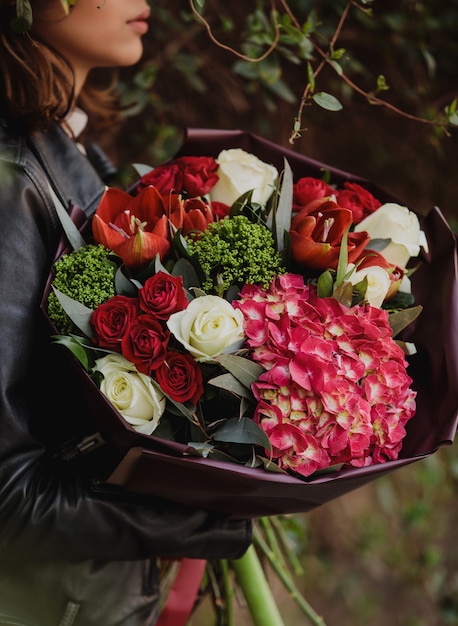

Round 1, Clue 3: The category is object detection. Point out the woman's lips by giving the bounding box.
[127,10,151,34]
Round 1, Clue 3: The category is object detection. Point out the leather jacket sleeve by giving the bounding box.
[0,122,251,563]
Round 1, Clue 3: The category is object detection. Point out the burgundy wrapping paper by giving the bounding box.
[46,129,458,518]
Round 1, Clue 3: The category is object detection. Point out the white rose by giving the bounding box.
[345,263,391,308]
[209,148,278,207]
[94,353,166,435]
[167,294,245,362]
[354,203,429,268]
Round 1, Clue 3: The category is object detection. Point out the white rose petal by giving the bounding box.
[94,353,165,435]
[345,263,391,308]
[209,148,278,207]
[167,295,246,362]
[354,202,428,268]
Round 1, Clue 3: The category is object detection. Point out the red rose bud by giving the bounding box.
[139,272,188,320]
[156,349,204,405]
[293,176,335,212]
[91,295,140,350]
[92,186,171,271]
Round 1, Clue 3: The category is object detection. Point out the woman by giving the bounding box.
[0,2,251,625]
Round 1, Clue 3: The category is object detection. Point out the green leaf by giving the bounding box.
[328,59,343,76]
[214,354,264,389]
[10,0,32,33]
[276,158,293,252]
[388,305,423,338]
[186,442,214,458]
[131,163,154,177]
[172,258,202,292]
[213,417,272,452]
[335,226,350,287]
[312,92,343,111]
[52,287,94,338]
[317,269,334,297]
[306,61,315,92]
[208,373,253,399]
[47,182,86,251]
[51,335,92,371]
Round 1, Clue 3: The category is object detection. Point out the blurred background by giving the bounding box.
[100,1,458,623]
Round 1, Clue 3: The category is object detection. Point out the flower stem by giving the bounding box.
[253,524,328,626]
[230,544,286,626]
[220,559,235,626]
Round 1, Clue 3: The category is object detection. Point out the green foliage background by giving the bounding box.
[99,1,458,623]
[110,0,458,232]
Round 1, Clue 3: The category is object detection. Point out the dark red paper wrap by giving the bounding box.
[46,129,458,518]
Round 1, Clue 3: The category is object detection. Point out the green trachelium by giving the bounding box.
[186,215,286,296]
[47,244,116,334]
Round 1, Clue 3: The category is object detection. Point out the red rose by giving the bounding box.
[335,182,381,224]
[91,295,139,350]
[140,156,219,197]
[293,177,335,212]
[139,272,188,320]
[139,162,183,195]
[178,156,219,197]
[121,314,169,374]
[156,350,204,405]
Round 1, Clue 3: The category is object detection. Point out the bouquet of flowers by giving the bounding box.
[42,128,458,626]
[43,129,458,521]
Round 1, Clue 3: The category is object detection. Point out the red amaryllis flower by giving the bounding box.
[139,272,188,320]
[181,197,214,235]
[335,182,382,224]
[155,349,204,405]
[290,200,370,270]
[91,295,140,350]
[92,186,171,271]
[293,176,335,212]
[159,194,214,237]
[139,156,219,197]
[121,314,170,375]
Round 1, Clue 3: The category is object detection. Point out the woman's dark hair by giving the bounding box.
[0,0,123,134]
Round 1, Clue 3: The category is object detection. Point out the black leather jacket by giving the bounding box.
[0,120,251,626]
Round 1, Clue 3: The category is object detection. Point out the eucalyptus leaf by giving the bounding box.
[208,373,253,399]
[266,158,293,253]
[48,183,86,251]
[172,258,201,292]
[214,354,264,388]
[389,305,423,338]
[114,267,138,297]
[131,163,154,177]
[186,442,214,458]
[366,238,391,252]
[213,417,272,452]
[52,287,94,338]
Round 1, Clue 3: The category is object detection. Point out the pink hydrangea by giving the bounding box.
[234,273,416,478]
